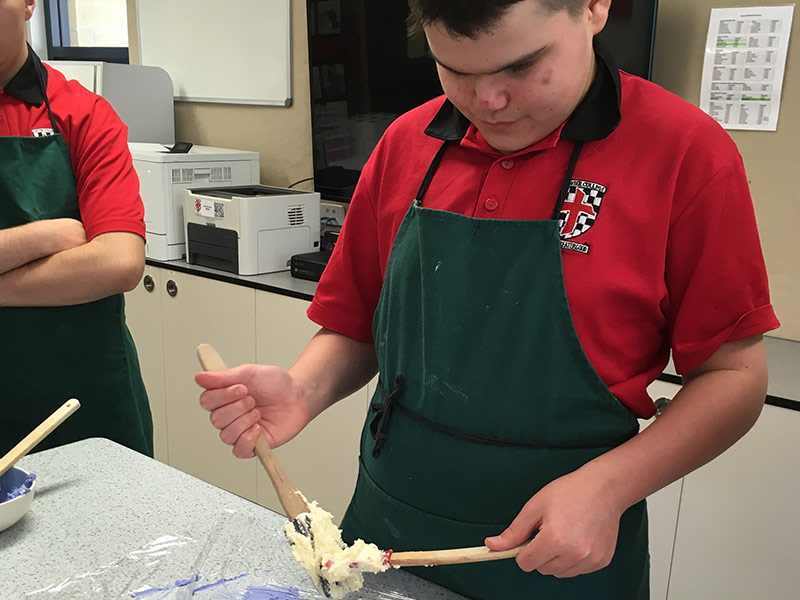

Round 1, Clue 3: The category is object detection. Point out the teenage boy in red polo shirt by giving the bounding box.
[197,1,779,598]
[0,0,152,456]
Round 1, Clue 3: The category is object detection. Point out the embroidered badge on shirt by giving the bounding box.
[557,179,607,255]
[31,128,55,137]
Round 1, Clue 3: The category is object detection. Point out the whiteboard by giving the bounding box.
[135,0,292,106]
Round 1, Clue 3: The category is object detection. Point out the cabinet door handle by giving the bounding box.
[143,275,155,293]
[655,397,672,415]
[166,279,178,297]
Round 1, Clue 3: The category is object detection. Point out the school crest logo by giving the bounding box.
[557,179,607,254]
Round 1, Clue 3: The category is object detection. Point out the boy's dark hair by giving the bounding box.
[408,0,586,38]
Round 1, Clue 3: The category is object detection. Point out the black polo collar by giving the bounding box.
[3,45,47,107]
[424,36,622,143]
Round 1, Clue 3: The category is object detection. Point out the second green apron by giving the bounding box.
[0,54,152,457]
[340,141,649,599]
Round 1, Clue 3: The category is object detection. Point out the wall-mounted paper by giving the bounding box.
[700,5,794,131]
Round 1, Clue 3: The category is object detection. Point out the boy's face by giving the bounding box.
[0,0,35,84]
[425,0,609,154]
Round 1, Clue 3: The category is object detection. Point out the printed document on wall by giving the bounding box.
[700,5,794,131]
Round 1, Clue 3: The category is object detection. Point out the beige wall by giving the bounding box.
[652,1,798,341]
[129,0,798,340]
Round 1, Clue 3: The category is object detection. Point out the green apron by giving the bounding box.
[340,141,649,599]
[0,56,153,457]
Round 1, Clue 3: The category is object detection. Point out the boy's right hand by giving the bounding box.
[195,364,311,458]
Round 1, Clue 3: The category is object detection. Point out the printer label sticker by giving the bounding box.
[195,199,225,219]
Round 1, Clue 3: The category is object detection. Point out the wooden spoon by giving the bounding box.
[196,344,528,575]
[0,399,81,480]
[197,344,347,596]
[387,543,527,567]
[195,344,309,519]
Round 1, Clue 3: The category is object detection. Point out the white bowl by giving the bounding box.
[0,467,36,533]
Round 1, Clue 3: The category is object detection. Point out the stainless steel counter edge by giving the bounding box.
[146,258,800,406]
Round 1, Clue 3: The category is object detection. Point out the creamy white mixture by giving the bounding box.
[284,496,392,598]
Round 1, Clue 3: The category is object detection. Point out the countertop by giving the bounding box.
[0,438,467,600]
[146,258,800,405]
[147,258,316,301]
[659,335,800,406]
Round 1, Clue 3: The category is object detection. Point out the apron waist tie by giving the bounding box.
[370,373,406,458]
[370,374,638,453]
[396,406,639,449]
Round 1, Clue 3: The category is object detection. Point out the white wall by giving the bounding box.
[27,3,48,58]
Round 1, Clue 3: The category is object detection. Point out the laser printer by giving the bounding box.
[129,143,260,260]
[184,185,321,275]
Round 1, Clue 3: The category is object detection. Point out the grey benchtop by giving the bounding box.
[146,258,799,404]
[147,258,316,301]
[660,335,799,405]
[0,438,467,600]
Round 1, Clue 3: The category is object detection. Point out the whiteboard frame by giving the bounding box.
[134,0,293,107]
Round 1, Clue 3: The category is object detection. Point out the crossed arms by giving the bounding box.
[0,218,144,306]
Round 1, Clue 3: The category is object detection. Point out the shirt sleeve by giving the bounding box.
[307,163,383,343]
[64,84,145,241]
[665,153,779,374]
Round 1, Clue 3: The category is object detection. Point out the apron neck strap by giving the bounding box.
[414,141,448,206]
[30,49,60,134]
[415,137,586,218]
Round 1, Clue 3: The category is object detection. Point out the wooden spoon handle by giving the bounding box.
[196,344,309,519]
[253,436,309,519]
[389,543,526,567]
[0,398,81,478]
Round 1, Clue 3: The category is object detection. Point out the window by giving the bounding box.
[43,0,129,63]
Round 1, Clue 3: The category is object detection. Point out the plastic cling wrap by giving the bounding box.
[23,510,419,600]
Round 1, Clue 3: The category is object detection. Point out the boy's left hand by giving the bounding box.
[485,468,624,578]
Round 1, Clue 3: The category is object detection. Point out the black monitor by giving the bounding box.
[307,0,658,202]
[598,0,659,81]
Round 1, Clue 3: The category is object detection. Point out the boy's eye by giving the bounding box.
[507,60,534,74]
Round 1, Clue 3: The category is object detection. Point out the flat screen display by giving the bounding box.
[307,1,658,202]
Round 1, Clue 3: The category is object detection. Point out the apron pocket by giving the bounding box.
[361,407,622,524]
[342,460,649,600]
[342,459,566,600]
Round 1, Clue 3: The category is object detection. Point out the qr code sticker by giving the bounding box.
[214,202,225,218]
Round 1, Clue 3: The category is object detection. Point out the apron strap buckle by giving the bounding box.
[369,373,406,458]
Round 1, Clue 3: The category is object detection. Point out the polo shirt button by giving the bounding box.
[501,158,514,170]
[484,197,499,211]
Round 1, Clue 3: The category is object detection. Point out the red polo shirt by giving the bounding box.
[0,49,144,240]
[309,43,780,418]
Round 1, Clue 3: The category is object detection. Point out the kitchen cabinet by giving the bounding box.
[254,290,372,522]
[126,267,372,518]
[160,269,258,501]
[667,403,800,599]
[642,379,683,600]
[124,265,168,462]
[125,267,258,501]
